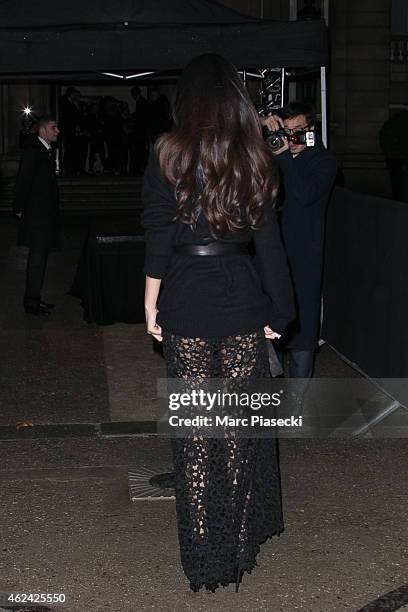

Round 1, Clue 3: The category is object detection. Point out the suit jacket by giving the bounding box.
[60,96,82,139]
[13,138,60,249]
[276,136,338,350]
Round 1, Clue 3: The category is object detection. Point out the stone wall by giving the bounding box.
[219,0,289,19]
[329,0,392,196]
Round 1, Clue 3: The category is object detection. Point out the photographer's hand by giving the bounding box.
[261,114,283,132]
[261,115,290,155]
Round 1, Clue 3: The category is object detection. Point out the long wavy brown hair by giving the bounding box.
[155,54,279,238]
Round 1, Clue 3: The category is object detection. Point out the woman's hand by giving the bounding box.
[145,307,163,342]
[145,277,163,341]
[264,325,281,340]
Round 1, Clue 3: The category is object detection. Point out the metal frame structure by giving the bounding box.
[255,66,328,147]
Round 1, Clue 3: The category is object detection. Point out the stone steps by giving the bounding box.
[0,177,143,213]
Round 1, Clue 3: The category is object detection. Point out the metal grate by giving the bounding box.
[128,465,175,502]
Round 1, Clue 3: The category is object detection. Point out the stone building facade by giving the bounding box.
[329,0,393,196]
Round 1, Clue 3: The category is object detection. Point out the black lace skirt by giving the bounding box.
[162,330,284,593]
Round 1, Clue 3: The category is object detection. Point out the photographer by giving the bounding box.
[262,102,337,378]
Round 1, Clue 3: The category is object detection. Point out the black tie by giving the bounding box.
[48,148,57,173]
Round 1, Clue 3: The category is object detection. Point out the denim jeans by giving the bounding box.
[288,349,315,379]
[276,349,315,417]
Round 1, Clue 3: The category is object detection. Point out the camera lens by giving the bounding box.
[266,133,284,151]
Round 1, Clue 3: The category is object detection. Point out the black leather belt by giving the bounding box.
[174,242,249,256]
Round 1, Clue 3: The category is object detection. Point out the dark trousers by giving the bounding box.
[129,137,148,175]
[288,349,315,378]
[24,247,49,307]
[277,348,315,379]
[277,348,315,415]
[63,136,85,176]
[89,139,106,173]
[386,158,408,202]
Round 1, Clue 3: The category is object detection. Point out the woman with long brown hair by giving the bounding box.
[142,54,294,592]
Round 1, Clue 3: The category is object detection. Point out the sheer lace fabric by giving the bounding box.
[163,330,283,592]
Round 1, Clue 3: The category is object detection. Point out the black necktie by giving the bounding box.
[48,148,57,173]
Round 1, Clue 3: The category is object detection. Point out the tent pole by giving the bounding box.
[320,66,328,148]
[281,68,285,107]
[55,84,61,175]
[323,0,329,25]
[289,0,297,20]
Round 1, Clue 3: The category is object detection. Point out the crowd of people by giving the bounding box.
[59,85,172,177]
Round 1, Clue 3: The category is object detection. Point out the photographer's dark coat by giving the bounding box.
[276,136,337,350]
[13,138,60,249]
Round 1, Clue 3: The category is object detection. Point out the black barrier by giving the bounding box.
[322,187,408,378]
[69,216,145,325]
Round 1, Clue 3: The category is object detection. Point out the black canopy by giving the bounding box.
[0,0,328,77]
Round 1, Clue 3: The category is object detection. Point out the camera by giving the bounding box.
[264,128,315,151]
[264,129,287,151]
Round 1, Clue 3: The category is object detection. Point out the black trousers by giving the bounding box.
[129,137,148,175]
[63,136,83,176]
[24,247,49,307]
[386,158,408,202]
[276,347,315,379]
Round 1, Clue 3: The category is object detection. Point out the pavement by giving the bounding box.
[0,215,407,612]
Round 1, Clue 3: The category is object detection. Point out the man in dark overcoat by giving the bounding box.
[13,115,60,316]
[263,102,337,378]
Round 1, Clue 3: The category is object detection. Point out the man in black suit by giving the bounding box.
[13,115,60,316]
[263,102,337,378]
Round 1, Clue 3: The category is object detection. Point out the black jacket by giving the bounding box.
[13,138,60,250]
[60,96,82,139]
[276,136,337,349]
[142,152,295,338]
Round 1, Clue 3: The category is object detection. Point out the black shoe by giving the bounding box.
[24,304,52,317]
[41,301,55,309]
[149,472,175,489]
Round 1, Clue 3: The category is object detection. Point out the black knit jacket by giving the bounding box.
[142,152,295,338]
